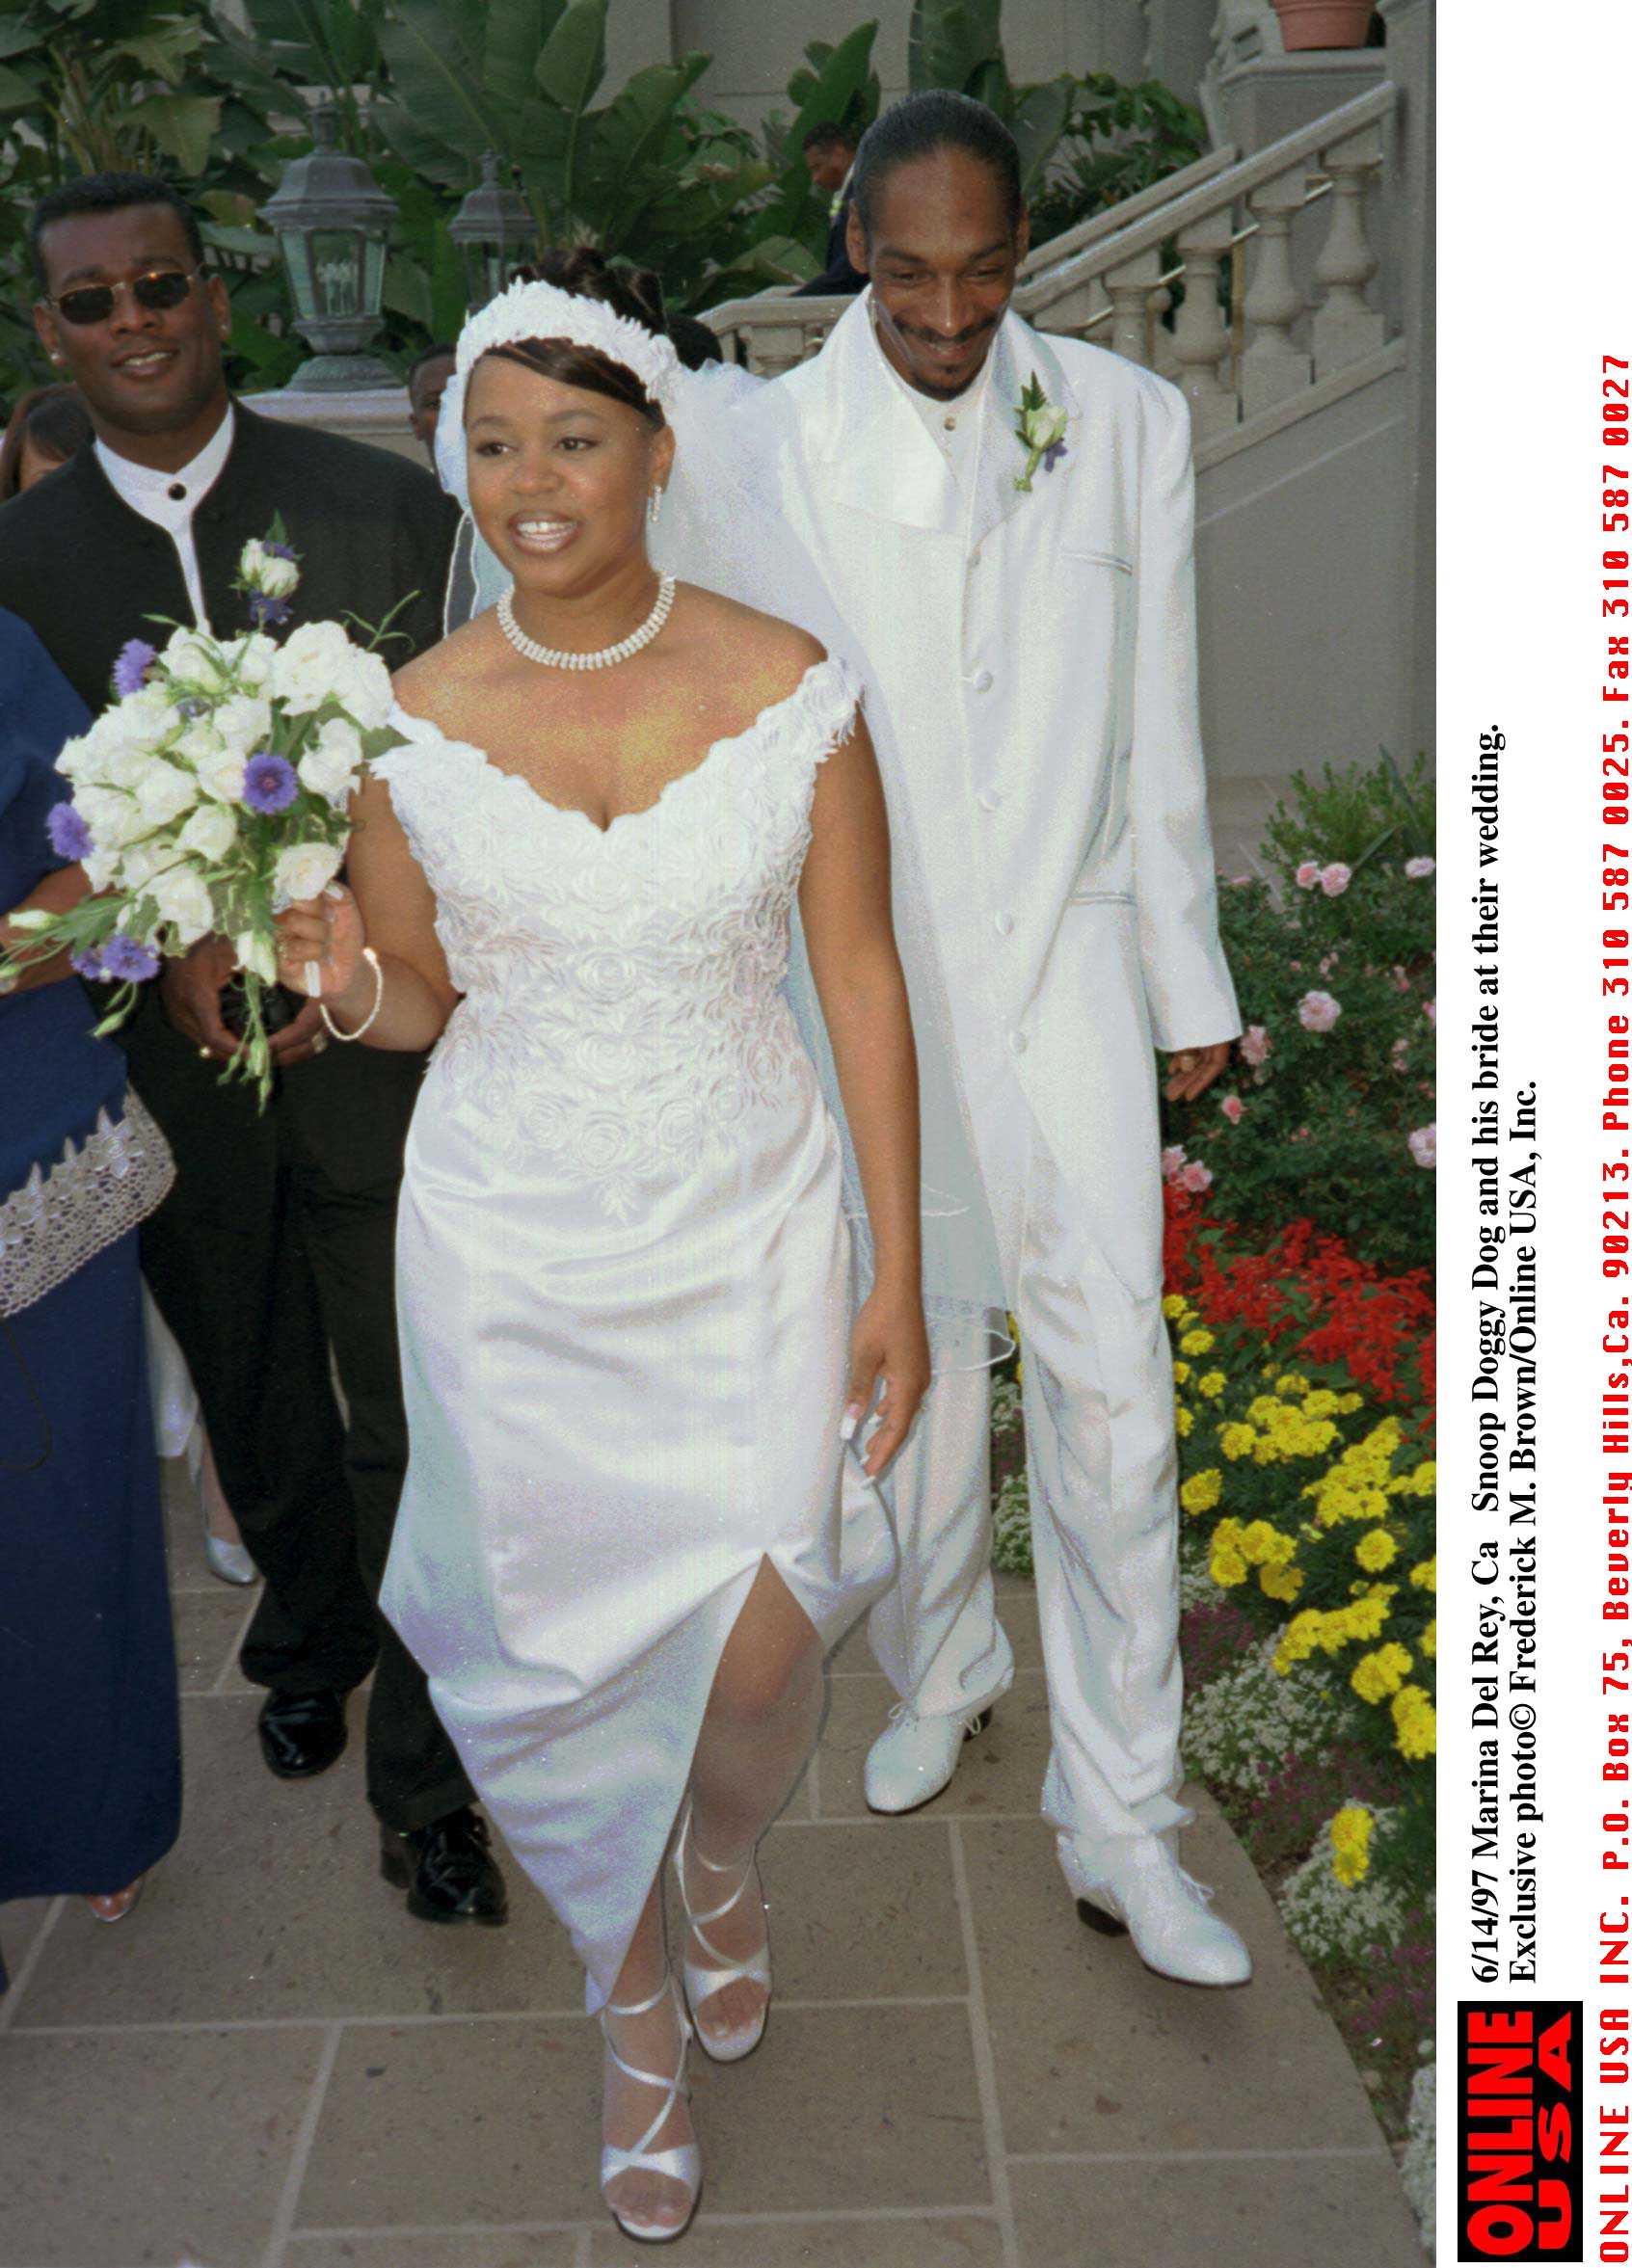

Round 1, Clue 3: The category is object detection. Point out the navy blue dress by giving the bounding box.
[0,609,180,1964]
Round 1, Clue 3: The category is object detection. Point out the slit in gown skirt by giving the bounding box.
[373,655,897,2009]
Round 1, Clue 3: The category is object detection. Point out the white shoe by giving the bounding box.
[600,1969,703,2245]
[187,1428,256,1587]
[863,1700,994,1815]
[673,1801,771,2062]
[1063,1836,1252,1988]
[202,1525,257,1587]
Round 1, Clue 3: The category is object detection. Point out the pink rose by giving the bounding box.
[1319,863,1351,896]
[1180,1160,1214,1193]
[1295,862,1321,891]
[1423,1000,1436,1027]
[1219,1094,1244,1124]
[1407,1125,1436,1169]
[1319,953,1336,975]
[1298,989,1342,1033]
[1405,856,1434,879]
[1161,1144,1188,1182]
[1239,1024,1270,1067]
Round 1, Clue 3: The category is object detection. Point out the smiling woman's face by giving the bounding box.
[465,350,674,598]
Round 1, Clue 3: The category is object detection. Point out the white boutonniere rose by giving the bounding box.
[1012,372,1069,494]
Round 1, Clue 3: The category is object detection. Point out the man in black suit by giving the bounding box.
[0,171,507,1928]
[793,123,867,298]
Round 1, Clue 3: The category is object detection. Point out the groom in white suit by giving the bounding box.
[765,93,1250,1986]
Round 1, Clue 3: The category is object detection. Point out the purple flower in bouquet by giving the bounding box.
[112,637,158,698]
[69,946,106,980]
[101,933,161,984]
[248,591,291,630]
[243,750,298,815]
[46,802,93,861]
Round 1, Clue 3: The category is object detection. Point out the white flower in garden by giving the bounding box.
[235,928,279,983]
[214,693,274,758]
[177,803,238,861]
[1161,1143,1187,1182]
[1318,863,1351,896]
[274,840,345,903]
[1295,861,1321,890]
[1404,856,1434,879]
[1407,1124,1436,1169]
[298,715,363,805]
[149,864,214,945]
[1239,1023,1270,1067]
[1298,989,1342,1033]
[132,759,198,831]
[238,537,300,600]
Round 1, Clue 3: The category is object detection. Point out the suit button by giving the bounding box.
[994,912,1014,937]
[1009,1029,1029,1055]
[977,788,1003,812]
[971,668,994,693]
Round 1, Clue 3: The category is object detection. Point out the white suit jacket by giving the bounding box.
[764,296,1240,1297]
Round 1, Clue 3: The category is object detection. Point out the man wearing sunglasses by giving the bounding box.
[0,171,510,1935]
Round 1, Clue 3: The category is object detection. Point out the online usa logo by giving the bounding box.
[1458,2002,1583,2260]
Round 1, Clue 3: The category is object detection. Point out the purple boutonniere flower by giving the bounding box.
[101,932,161,984]
[112,637,157,698]
[243,750,298,814]
[46,802,93,862]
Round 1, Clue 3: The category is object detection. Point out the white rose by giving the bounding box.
[334,647,393,731]
[132,758,198,830]
[55,733,96,782]
[84,845,120,892]
[298,716,362,805]
[76,784,141,851]
[214,693,273,757]
[1030,403,1068,450]
[273,840,345,903]
[239,538,300,600]
[178,803,238,861]
[181,726,251,805]
[162,627,224,689]
[149,864,215,945]
[235,927,280,983]
[119,840,172,894]
[218,631,277,694]
[270,620,359,715]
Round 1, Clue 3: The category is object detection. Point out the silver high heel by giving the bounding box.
[599,1969,703,2244]
[188,1421,255,1587]
[673,1801,771,2063]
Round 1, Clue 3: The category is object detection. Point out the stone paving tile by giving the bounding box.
[173,1586,256,1693]
[1009,2151,1425,2268]
[816,1672,1052,1821]
[960,1811,1390,2162]
[0,2023,325,2267]
[13,1698,585,2027]
[0,1896,56,1997]
[296,2005,989,2231]
[287,2238,580,2267]
[591,2211,1006,2265]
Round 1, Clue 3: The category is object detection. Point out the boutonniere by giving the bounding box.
[1012,372,1069,494]
[829,185,845,221]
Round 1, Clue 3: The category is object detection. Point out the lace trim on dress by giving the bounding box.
[0,1091,175,1320]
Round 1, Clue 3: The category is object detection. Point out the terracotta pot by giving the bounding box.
[1273,0,1376,49]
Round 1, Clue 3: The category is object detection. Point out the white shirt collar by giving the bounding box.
[868,305,994,479]
[94,401,236,527]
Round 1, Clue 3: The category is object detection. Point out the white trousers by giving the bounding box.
[848,1088,1191,1870]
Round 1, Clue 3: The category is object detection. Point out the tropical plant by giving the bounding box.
[906,0,1076,203]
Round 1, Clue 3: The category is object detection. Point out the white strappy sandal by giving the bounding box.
[673,1801,772,2064]
[599,1970,703,2245]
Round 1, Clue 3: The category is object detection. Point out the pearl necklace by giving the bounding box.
[496,574,676,671]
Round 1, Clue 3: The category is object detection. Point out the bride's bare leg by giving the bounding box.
[602,1874,697,2236]
[682,1558,824,2042]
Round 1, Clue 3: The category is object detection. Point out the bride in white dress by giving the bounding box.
[275,254,929,2244]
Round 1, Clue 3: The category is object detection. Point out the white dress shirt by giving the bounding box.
[94,403,237,631]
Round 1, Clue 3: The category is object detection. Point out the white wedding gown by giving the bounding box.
[372,653,895,2008]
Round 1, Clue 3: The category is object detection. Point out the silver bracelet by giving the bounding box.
[319,947,383,1042]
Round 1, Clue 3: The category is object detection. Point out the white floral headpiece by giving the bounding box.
[435,276,682,508]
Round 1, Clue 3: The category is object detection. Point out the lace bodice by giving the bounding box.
[372,654,858,1220]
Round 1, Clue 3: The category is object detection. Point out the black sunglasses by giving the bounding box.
[47,264,204,329]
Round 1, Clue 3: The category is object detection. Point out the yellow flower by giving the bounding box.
[1171,1359,1191,1385]
[1175,1405,1193,1437]
[1219,1422,1256,1460]
[1274,1610,1326,1672]
[1337,1391,1364,1413]
[1162,1294,1189,1321]
[1301,1389,1342,1418]
[1260,1561,1304,1603]
[1179,1328,1215,1356]
[1329,1803,1374,1887]
[1351,1642,1414,1704]
[1197,1370,1226,1400]
[1247,1394,1283,1425]
[1274,1373,1311,1397]
[1420,1618,1436,1659]
[1180,1468,1223,1516]
[1392,1685,1436,1759]
[1409,1556,1436,1593]
[1355,1529,1398,1573]
[1242,1519,1296,1566]
[1210,1543,1248,1588]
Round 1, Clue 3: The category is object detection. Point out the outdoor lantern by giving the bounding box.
[450,152,535,312]
[262,103,398,390]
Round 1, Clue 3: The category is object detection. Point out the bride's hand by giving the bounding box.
[275,882,366,1002]
[843,1283,930,1479]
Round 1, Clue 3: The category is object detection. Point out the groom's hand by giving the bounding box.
[1163,1043,1231,1103]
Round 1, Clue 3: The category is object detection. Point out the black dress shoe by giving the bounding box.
[380,1806,509,1927]
[257,1689,348,1779]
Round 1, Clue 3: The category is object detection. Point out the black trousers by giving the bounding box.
[120,994,471,1832]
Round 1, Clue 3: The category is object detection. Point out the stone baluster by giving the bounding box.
[1311,122,1386,375]
[1104,247,1163,368]
[1240,164,1312,416]
[1171,208,1237,439]
[744,317,816,379]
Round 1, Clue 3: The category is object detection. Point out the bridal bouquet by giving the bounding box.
[0,522,405,1100]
